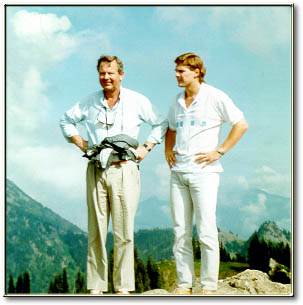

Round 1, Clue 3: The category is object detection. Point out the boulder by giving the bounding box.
[142,269,292,295]
[268,258,291,284]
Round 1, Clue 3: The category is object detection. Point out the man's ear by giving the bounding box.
[120,71,125,81]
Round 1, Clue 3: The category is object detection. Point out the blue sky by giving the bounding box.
[5,4,292,237]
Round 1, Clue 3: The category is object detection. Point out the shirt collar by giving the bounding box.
[100,86,124,111]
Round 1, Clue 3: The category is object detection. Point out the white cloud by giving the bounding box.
[209,6,291,56]
[153,162,171,200]
[237,176,249,190]
[252,166,291,198]
[155,6,290,56]
[13,10,71,39]
[7,145,87,201]
[243,193,267,216]
[6,9,113,210]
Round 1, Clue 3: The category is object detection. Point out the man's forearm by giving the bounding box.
[69,135,88,152]
[219,118,248,154]
[165,128,176,152]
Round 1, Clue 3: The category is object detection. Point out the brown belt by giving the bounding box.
[110,160,128,166]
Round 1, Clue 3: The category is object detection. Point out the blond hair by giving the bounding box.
[175,53,206,83]
[97,55,124,74]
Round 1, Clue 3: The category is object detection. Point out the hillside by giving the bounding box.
[6,179,88,293]
[5,179,291,294]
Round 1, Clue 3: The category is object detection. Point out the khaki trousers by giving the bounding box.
[86,161,140,292]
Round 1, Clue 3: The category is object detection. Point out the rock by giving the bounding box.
[142,269,292,296]
[268,258,291,284]
[142,289,170,295]
[215,269,292,295]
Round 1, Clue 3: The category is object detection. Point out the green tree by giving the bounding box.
[146,254,162,289]
[74,268,86,294]
[23,270,31,293]
[248,234,270,272]
[62,268,69,293]
[48,280,55,293]
[49,268,70,294]
[108,248,114,293]
[15,274,23,293]
[220,242,231,262]
[192,238,201,260]
[8,274,15,293]
[134,248,150,293]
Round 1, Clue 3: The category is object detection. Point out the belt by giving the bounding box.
[110,160,128,166]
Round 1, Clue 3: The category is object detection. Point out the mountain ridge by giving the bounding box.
[5,178,291,293]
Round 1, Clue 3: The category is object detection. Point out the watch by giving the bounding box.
[217,147,225,156]
[143,143,152,152]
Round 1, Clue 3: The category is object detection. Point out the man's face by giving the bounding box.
[175,64,199,87]
[98,60,124,92]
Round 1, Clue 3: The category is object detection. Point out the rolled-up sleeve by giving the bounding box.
[139,97,168,144]
[59,102,86,143]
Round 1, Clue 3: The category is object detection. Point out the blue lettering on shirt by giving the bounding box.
[191,120,195,126]
[176,122,179,128]
[202,121,206,127]
[180,121,183,127]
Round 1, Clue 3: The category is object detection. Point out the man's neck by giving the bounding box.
[104,88,121,109]
[184,82,201,108]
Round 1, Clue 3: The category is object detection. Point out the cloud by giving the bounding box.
[243,193,267,216]
[7,144,87,201]
[155,6,290,56]
[251,166,291,198]
[209,6,291,56]
[153,162,171,201]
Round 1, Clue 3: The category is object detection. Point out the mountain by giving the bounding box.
[6,179,88,293]
[5,179,291,294]
[135,197,173,230]
[217,188,291,239]
[255,220,291,245]
[135,188,291,240]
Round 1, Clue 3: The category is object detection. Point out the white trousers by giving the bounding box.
[86,161,140,292]
[170,171,220,290]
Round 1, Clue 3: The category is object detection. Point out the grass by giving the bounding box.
[158,260,249,292]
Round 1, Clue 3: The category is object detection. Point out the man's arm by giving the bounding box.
[195,118,248,168]
[136,142,156,163]
[69,135,88,153]
[165,128,178,168]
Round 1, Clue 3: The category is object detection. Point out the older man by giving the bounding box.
[60,55,167,294]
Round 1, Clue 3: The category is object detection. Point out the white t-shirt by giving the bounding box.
[168,83,244,173]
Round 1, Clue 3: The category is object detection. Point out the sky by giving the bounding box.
[4,2,293,238]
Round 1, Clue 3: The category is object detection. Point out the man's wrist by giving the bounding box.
[217,147,225,156]
[143,143,152,152]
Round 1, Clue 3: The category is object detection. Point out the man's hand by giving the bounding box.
[165,150,178,168]
[194,150,222,168]
[136,145,149,163]
[70,135,88,152]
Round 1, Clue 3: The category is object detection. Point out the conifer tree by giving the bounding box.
[220,242,231,262]
[108,248,114,293]
[74,268,86,294]
[23,270,31,293]
[146,254,162,289]
[8,274,15,294]
[62,267,69,293]
[15,274,23,293]
[48,280,55,293]
[134,248,150,292]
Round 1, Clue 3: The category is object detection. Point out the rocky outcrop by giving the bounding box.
[142,269,292,295]
[268,258,291,284]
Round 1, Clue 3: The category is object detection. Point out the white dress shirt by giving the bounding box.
[60,87,168,146]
